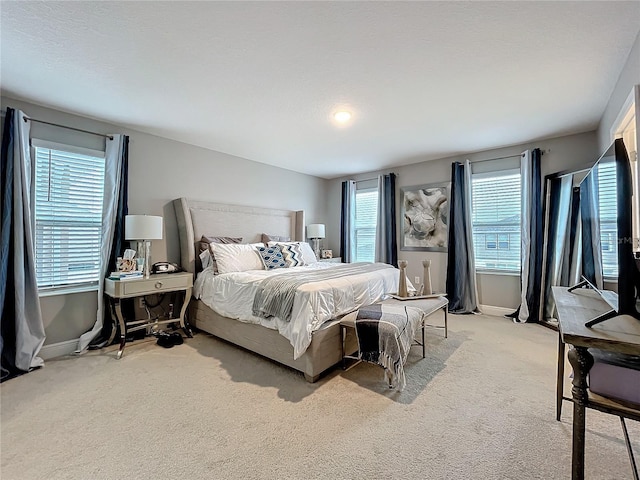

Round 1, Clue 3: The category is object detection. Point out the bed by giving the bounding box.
[173,197,399,382]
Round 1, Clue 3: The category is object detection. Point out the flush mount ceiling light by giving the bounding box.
[333,110,352,124]
[334,111,351,123]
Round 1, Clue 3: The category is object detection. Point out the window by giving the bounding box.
[610,85,638,255]
[33,140,106,291]
[498,233,510,249]
[354,187,378,262]
[471,169,521,272]
[483,233,510,250]
[597,161,618,277]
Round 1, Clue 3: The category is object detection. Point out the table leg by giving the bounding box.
[556,335,566,421]
[443,306,448,338]
[178,287,193,337]
[567,346,594,480]
[620,417,639,480]
[106,297,118,347]
[114,299,127,360]
[421,319,426,358]
[341,325,346,369]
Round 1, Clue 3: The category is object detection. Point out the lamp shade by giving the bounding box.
[125,215,163,240]
[307,224,325,239]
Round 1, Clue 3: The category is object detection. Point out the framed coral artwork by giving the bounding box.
[400,182,449,251]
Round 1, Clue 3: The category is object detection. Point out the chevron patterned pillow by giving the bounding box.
[280,243,305,267]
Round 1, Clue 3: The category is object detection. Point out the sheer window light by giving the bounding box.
[472,169,522,272]
[354,187,378,263]
[33,140,106,290]
[597,161,618,278]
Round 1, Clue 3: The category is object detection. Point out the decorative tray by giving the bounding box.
[388,293,446,301]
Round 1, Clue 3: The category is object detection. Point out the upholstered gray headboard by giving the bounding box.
[173,198,305,274]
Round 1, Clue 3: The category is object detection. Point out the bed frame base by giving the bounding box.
[191,300,357,382]
[173,197,358,382]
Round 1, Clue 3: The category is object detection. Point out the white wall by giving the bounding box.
[598,31,640,151]
[1,97,327,344]
[326,131,599,310]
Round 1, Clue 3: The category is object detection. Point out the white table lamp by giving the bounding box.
[307,223,325,259]
[125,215,163,278]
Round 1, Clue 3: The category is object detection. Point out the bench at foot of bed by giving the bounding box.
[339,296,448,390]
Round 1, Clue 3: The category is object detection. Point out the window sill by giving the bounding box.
[39,283,99,297]
[476,269,520,277]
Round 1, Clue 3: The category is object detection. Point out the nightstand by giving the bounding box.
[105,272,193,359]
[319,257,342,263]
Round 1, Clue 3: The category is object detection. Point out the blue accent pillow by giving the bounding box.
[257,245,288,270]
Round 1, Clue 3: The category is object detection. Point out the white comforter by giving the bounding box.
[193,262,400,359]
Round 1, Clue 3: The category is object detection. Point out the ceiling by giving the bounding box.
[2,1,639,179]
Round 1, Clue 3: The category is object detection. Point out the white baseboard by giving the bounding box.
[479,304,515,318]
[39,339,79,360]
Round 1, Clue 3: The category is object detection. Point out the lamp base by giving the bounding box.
[311,238,321,260]
[136,240,152,278]
[144,241,152,278]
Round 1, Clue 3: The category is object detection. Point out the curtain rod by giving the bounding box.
[355,172,397,183]
[469,153,524,164]
[355,150,544,182]
[470,149,549,164]
[21,116,114,140]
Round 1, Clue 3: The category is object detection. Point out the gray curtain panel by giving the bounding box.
[580,167,604,289]
[445,161,479,314]
[562,187,582,287]
[0,108,45,381]
[509,148,543,323]
[375,173,397,267]
[90,136,129,348]
[77,135,127,353]
[340,180,356,263]
[542,175,582,320]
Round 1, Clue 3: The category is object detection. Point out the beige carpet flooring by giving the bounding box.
[1,312,638,480]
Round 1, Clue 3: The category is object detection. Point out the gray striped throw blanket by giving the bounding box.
[252,263,393,322]
[354,303,424,391]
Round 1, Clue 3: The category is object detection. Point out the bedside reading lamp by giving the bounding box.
[306,224,325,260]
[125,215,163,278]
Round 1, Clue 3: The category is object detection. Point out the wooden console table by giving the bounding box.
[553,286,640,480]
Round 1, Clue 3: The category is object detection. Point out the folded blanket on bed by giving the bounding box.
[354,303,423,391]
[252,263,394,322]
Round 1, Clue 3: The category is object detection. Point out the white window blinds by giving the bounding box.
[597,161,618,277]
[33,141,106,289]
[471,169,522,272]
[354,188,378,262]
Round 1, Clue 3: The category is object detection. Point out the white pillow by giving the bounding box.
[299,242,318,264]
[270,241,318,264]
[210,243,264,274]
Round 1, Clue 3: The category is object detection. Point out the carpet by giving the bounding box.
[1,312,638,479]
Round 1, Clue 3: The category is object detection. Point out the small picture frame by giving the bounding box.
[117,257,137,272]
[321,249,333,259]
